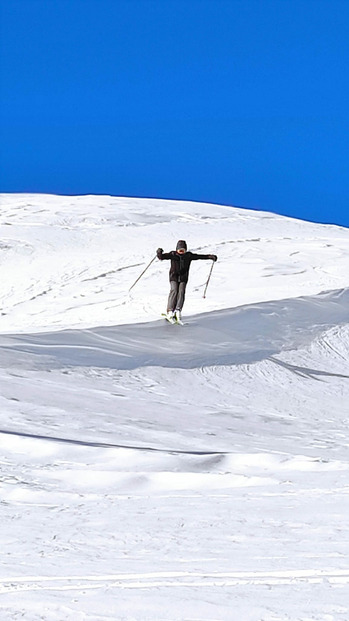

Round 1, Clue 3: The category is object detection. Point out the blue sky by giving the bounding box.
[1,0,349,227]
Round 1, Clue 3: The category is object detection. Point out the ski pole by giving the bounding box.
[129,255,157,292]
[203,261,215,298]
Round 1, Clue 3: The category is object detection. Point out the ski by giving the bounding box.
[161,313,185,325]
[162,313,176,324]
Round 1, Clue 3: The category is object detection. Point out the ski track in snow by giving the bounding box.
[2,568,349,594]
[1,195,349,620]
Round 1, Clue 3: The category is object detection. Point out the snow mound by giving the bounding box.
[1,194,349,621]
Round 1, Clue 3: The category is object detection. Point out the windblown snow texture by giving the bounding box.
[1,194,349,621]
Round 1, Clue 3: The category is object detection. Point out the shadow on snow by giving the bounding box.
[0,288,349,371]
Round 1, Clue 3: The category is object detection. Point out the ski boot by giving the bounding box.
[174,310,184,325]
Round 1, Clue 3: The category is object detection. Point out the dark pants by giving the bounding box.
[167,280,187,312]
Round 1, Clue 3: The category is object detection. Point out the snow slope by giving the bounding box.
[1,194,349,621]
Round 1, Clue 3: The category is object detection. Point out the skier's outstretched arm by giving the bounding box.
[191,253,217,261]
[157,248,173,260]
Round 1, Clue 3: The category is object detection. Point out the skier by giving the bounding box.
[157,240,217,322]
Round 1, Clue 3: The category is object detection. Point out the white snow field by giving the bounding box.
[1,194,349,621]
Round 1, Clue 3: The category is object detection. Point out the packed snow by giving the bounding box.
[0,194,349,621]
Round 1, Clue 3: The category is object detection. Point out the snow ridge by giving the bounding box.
[1,194,349,621]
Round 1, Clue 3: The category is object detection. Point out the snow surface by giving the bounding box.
[0,193,349,621]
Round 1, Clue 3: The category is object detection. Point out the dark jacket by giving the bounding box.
[157,249,216,283]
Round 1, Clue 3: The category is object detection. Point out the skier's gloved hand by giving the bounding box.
[209,254,217,262]
[157,248,163,257]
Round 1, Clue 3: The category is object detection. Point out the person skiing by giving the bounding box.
[157,240,217,322]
